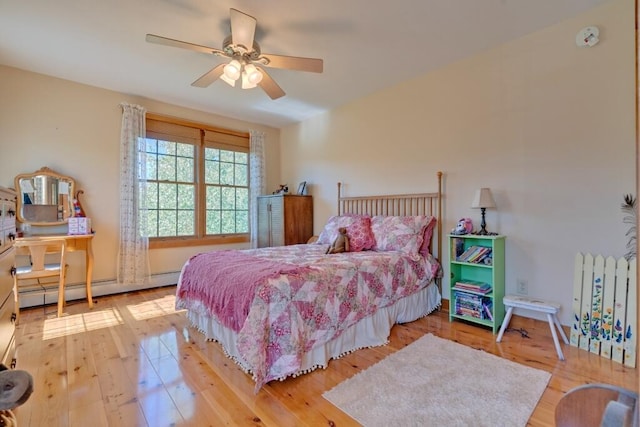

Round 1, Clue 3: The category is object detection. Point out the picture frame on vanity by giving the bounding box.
[297,181,307,195]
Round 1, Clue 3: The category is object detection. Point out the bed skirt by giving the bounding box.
[183,282,442,385]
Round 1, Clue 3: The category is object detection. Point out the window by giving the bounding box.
[144,115,250,248]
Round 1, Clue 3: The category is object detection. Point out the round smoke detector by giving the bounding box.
[576,26,599,47]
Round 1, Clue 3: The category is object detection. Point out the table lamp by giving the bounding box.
[471,188,496,235]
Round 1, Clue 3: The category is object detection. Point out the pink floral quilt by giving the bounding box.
[176,244,440,391]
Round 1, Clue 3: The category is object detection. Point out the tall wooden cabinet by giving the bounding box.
[0,187,17,368]
[257,195,313,248]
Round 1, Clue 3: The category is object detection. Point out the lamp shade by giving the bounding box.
[223,60,242,81]
[220,73,236,87]
[244,63,263,85]
[241,64,263,89]
[471,188,496,209]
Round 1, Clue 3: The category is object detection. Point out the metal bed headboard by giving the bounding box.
[337,171,444,288]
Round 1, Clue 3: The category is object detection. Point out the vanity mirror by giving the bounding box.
[14,167,76,226]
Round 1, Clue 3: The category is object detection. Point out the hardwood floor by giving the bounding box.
[11,286,638,426]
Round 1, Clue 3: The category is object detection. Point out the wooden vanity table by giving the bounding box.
[14,233,95,309]
[14,167,95,311]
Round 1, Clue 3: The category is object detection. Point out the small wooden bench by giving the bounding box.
[496,294,569,360]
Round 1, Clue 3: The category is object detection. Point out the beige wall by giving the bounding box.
[0,1,633,324]
[280,0,636,324]
[0,66,281,287]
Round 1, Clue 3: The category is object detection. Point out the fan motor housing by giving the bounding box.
[222,35,261,60]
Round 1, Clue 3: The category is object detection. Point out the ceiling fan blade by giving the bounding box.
[259,53,323,73]
[191,63,226,88]
[257,67,285,100]
[230,8,256,52]
[146,34,225,56]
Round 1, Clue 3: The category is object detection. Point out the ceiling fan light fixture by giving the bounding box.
[241,70,258,89]
[146,8,324,99]
[220,73,236,87]
[223,59,242,80]
[244,63,263,85]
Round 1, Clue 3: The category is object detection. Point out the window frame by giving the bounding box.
[145,113,250,249]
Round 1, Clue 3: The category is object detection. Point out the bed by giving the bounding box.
[176,172,444,392]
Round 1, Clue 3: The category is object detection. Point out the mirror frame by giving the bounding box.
[14,166,76,226]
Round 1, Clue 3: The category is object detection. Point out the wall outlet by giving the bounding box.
[516,279,528,295]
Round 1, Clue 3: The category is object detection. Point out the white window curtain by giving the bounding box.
[249,130,266,248]
[118,102,150,285]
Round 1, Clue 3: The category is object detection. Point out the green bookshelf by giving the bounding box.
[449,234,506,333]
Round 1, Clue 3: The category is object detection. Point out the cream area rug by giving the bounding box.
[323,334,551,427]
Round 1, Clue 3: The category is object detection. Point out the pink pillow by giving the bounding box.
[419,216,437,257]
[317,215,375,252]
[371,215,434,254]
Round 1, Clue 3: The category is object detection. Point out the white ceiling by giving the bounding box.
[0,0,608,128]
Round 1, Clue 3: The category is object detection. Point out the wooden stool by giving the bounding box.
[497,295,569,360]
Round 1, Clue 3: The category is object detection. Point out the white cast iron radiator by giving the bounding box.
[570,253,637,368]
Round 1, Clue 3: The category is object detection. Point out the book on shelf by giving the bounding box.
[455,294,486,309]
[454,280,491,294]
[454,291,487,303]
[483,303,494,321]
[456,306,483,318]
[454,291,493,320]
[455,305,493,321]
[456,246,492,264]
[456,246,478,262]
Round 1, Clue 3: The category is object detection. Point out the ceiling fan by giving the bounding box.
[146,8,323,100]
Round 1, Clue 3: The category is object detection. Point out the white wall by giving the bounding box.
[279,0,636,324]
[0,66,281,289]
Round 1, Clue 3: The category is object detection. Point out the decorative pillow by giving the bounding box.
[371,215,433,254]
[418,216,437,257]
[344,216,376,252]
[317,215,343,244]
[317,214,375,252]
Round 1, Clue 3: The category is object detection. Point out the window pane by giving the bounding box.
[177,210,194,236]
[235,164,247,186]
[176,143,193,158]
[158,140,176,155]
[143,210,158,237]
[158,210,177,236]
[221,187,235,210]
[220,162,234,185]
[158,154,176,181]
[205,159,220,184]
[158,183,177,209]
[236,210,248,233]
[221,210,235,234]
[205,148,219,161]
[177,184,194,209]
[206,210,221,234]
[145,182,158,209]
[146,155,157,180]
[236,188,248,209]
[220,150,234,162]
[235,152,247,164]
[206,186,220,209]
[176,157,194,183]
[145,139,158,154]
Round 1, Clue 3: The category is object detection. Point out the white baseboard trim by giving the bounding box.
[19,271,181,309]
